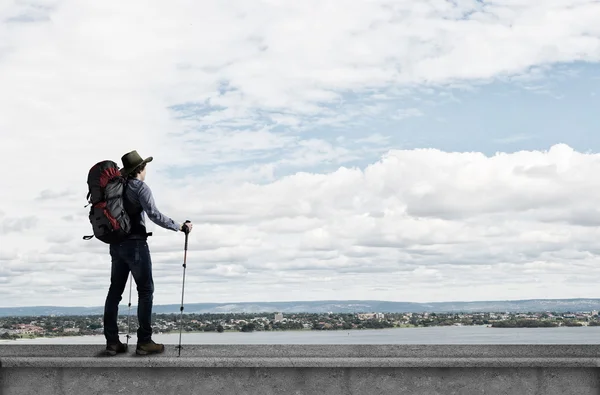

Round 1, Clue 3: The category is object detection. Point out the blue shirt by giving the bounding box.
[125,179,180,233]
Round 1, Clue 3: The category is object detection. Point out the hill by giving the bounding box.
[2,298,600,317]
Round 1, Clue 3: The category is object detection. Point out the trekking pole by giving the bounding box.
[177,220,191,357]
[126,273,133,347]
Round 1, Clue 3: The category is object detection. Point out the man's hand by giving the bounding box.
[181,221,193,233]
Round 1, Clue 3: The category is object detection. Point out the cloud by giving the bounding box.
[353,134,392,146]
[1,0,600,306]
[35,189,76,201]
[2,0,599,176]
[0,215,38,234]
[4,143,600,306]
[392,108,423,120]
[494,135,536,144]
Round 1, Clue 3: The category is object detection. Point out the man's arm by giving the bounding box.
[138,183,181,232]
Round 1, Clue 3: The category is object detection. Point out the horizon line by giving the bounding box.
[3,297,600,309]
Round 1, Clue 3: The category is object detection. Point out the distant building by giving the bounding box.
[357,313,384,321]
[12,324,45,335]
[274,313,283,322]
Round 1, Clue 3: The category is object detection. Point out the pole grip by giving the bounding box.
[182,220,191,250]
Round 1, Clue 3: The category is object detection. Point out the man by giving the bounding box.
[103,150,193,356]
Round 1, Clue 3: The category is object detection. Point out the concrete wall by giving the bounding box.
[2,344,600,394]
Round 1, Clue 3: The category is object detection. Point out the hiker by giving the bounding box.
[103,150,193,356]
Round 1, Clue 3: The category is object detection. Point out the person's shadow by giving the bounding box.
[93,348,134,357]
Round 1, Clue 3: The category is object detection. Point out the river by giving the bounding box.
[3,326,600,344]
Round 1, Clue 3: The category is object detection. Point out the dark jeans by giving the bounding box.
[103,239,154,344]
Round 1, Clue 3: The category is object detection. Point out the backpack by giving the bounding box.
[83,160,132,244]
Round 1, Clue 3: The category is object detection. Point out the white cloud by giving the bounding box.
[0,215,38,235]
[354,133,391,146]
[494,135,535,144]
[3,144,600,306]
[1,0,600,306]
[392,108,423,120]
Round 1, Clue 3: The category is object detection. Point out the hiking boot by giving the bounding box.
[105,341,128,356]
[136,340,165,355]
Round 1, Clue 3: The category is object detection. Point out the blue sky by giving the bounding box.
[162,61,600,181]
[2,0,600,307]
[416,63,600,155]
[288,62,600,157]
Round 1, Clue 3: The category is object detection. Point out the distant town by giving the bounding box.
[2,310,600,340]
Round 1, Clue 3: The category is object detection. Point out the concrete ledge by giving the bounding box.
[2,344,600,368]
[3,343,600,358]
[4,356,600,368]
[3,345,600,394]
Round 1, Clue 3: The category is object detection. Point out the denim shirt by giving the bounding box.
[124,178,180,235]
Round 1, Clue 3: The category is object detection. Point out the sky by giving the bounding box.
[1,0,600,308]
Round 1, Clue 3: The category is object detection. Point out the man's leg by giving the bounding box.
[127,240,155,343]
[129,240,164,354]
[103,243,130,345]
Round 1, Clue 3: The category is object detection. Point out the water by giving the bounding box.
[3,326,600,344]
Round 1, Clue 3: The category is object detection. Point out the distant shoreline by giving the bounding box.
[4,325,600,346]
[4,298,600,317]
[3,325,600,343]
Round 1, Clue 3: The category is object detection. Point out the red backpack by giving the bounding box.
[83,160,132,244]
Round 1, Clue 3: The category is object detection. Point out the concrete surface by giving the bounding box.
[2,344,600,394]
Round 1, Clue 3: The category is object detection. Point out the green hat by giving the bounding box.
[120,150,153,176]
